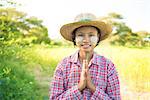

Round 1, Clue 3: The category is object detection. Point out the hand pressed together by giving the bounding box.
[77,60,96,93]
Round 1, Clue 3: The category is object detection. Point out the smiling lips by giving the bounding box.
[81,44,92,48]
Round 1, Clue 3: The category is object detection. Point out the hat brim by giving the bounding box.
[60,21,112,41]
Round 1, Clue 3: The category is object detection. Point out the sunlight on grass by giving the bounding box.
[19,44,150,99]
[33,45,150,92]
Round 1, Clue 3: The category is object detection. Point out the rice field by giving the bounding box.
[20,44,150,100]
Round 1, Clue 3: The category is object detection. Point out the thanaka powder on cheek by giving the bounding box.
[90,36,98,46]
[75,36,98,46]
[75,36,83,46]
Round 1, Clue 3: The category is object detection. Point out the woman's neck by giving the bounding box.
[78,51,93,64]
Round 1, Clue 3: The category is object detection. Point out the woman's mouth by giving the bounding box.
[81,44,91,48]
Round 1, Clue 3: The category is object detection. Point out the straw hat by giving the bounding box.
[60,13,112,41]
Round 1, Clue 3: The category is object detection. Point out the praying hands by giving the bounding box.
[77,60,96,93]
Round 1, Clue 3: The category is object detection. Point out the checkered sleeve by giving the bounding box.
[91,86,111,100]
[49,62,82,100]
[91,60,121,100]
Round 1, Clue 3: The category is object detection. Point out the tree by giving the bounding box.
[0,8,50,46]
[98,12,148,47]
[135,31,150,46]
[0,0,19,7]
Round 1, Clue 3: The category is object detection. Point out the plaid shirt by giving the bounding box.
[50,51,121,100]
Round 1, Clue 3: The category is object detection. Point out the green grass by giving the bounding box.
[25,44,150,92]
[1,44,150,99]
[95,45,150,92]
[27,44,150,91]
[0,49,41,99]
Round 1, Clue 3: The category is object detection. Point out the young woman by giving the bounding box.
[50,13,121,100]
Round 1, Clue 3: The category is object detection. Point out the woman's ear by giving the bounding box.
[96,33,101,46]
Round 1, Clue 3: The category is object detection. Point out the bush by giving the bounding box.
[0,60,41,99]
[0,45,42,100]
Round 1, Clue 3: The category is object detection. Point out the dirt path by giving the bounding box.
[120,79,150,100]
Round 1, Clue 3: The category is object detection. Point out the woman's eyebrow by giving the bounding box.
[76,32,84,35]
[78,32,94,34]
[88,32,94,34]
[77,32,84,34]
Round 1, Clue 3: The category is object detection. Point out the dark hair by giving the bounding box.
[72,25,101,46]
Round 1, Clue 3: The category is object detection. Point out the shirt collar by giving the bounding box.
[70,50,79,63]
[90,52,98,65]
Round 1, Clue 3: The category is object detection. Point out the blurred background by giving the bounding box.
[0,0,150,100]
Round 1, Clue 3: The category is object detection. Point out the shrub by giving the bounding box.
[0,61,41,99]
[0,45,42,100]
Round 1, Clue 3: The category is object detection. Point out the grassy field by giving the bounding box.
[44,45,150,100]
[1,44,150,99]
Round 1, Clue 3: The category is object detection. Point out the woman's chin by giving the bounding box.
[81,48,92,52]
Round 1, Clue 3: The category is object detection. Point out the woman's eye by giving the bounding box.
[77,34,83,37]
[89,35,94,37]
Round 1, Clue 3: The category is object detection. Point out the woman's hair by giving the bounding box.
[72,25,101,46]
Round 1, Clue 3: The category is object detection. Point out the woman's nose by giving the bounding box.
[83,35,90,42]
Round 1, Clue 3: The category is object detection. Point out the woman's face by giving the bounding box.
[75,26,99,53]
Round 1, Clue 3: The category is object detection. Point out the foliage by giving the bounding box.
[0,45,44,100]
[99,12,150,47]
[0,62,40,100]
[0,8,51,46]
[108,13,123,19]
[0,7,51,100]
[50,39,73,47]
[0,0,19,7]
